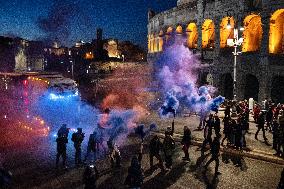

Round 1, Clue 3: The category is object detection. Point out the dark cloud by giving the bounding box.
[37,0,79,45]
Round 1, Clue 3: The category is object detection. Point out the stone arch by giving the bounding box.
[220,73,233,100]
[271,76,284,103]
[166,26,173,43]
[176,25,183,34]
[148,34,151,53]
[158,30,164,52]
[220,16,235,48]
[202,19,215,49]
[244,74,259,101]
[150,34,155,53]
[186,23,198,49]
[242,14,263,52]
[153,33,159,53]
[269,9,284,54]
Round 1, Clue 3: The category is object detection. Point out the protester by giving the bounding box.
[83,165,99,189]
[124,156,144,189]
[255,111,268,141]
[72,128,85,166]
[221,116,231,146]
[163,130,175,169]
[84,131,99,163]
[201,114,214,155]
[204,135,221,175]
[181,126,192,161]
[149,135,165,172]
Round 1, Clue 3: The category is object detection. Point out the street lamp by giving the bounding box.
[226,18,244,101]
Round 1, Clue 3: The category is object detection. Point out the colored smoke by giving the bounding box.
[156,36,224,117]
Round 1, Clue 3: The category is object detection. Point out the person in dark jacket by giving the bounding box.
[163,131,175,169]
[224,105,231,118]
[56,133,68,169]
[124,156,144,189]
[266,107,273,132]
[83,164,99,189]
[201,114,214,156]
[213,114,221,136]
[149,135,165,171]
[221,117,231,146]
[204,135,221,175]
[71,128,85,165]
[181,126,192,161]
[84,131,99,163]
[255,111,268,141]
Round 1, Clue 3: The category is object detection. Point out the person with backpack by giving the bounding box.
[84,131,99,163]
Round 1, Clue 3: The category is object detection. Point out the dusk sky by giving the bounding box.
[0,0,177,49]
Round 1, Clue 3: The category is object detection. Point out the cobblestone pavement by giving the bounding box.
[1,112,284,189]
[140,111,277,156]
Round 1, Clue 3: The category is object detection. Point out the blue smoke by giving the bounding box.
[134,123,158,141]
[159,91,179,117]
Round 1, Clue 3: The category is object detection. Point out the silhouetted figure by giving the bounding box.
[266,107,273,131]
[57,124,69,137]
[224,105,231,118]
[72,128,85,165]
[204,136,221,175]
[214,114,221,136]
[124,156,144,189]
[163,130,175,169]
[149,135,165,171]
[56,134,68,169]
[107,138,121,168]
[83,165,99,189]
[84,131,99,163]
[221,117,231,146]
[181,126,192,161]
[201,114,214,155]
[255,111,268,141]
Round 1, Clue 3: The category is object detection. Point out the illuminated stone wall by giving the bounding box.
[147,0,284,103]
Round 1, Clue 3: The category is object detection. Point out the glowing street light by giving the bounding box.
[226,20,244,101]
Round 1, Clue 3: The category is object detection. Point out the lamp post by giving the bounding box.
[226,22,244,101]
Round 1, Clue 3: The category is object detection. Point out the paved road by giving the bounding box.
[1,133,283,189]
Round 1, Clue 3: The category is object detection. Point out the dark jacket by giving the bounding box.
[182,129,192,146]
[149,137,162,155]
[210,138,220,157]
[56,136,68,152]
[125,165,143,188]
[214,117,221,134]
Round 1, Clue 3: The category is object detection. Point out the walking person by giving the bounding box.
[266,107,274,132]
[204,135,221,175]
[84,131,99,163]
[213,114,221,136]
[181,126,192,161]
[221,117,231,146]
[201,114,214,155]
[255,111,268,141]
[71,128,85,166]
[56,132,68,169]
[149,135,165,172]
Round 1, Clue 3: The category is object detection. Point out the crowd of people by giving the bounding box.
[52,100,284,189]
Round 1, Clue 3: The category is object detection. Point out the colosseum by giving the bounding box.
[147,0,284,103]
